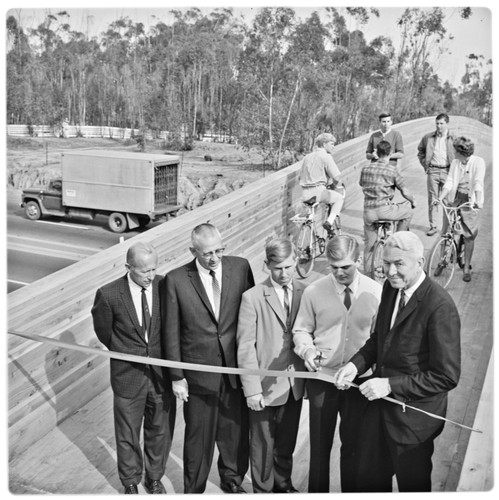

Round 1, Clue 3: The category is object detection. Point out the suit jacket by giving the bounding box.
[161,256,255,395]
[350,275,461,445]
[236,278,306,406]
[91,274,170,399]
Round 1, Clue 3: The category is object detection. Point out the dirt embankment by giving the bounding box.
[7,137,270,213]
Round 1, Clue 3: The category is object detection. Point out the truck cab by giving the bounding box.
[22,178,65,220]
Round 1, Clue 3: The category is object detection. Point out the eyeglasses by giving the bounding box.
[197,247,226,259]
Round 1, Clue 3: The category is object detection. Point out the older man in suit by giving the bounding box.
[335,231,461,492]
[92,241,176,494]
[236,238,306,493]
[162,223,255,493]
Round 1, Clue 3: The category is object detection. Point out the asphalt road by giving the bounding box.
[6,191,164,293]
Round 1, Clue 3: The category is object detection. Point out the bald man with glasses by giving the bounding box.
[161,223,255,493]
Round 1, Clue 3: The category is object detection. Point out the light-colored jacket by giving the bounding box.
[443,155,486,207]
[236,278,307,406]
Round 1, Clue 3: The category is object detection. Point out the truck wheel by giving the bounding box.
[108,212,128,233]
[25,201,42,220]
[137,215,151,227]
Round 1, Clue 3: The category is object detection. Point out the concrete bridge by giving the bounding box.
[7,116,493,493]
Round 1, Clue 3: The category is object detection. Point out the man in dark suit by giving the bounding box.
[236,238,306,493]
[162,223,255,493]
[335,231,461,492]
[92,241,176,494]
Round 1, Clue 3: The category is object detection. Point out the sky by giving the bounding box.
[5,0,494,88]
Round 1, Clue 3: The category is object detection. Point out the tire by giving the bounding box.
[108,212,128,233]
[25,200,42,220]
[371,240,386,284]
[427,237,456,289]
[295,223,315,278]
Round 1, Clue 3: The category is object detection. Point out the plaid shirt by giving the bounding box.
[360,158,407,208]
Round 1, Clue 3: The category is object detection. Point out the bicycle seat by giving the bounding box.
[303,196,317,206]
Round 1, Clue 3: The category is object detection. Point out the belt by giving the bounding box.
[429,164,449,169]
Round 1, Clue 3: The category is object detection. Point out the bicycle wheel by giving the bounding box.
[427,237,457,289]
[295,223,316,278]
[371,240,386,284]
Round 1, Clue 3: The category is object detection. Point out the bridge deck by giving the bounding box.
[8,146,493,494]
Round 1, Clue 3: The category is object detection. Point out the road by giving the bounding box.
[6,191,164,293]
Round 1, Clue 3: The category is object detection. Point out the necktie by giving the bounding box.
[209,270,221,319]
[396,290,406,318]
[141,287,151,341]
[344,286,352,310]
[282,285,290,319]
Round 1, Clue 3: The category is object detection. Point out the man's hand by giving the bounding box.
[303,348,326,372]
[334,362,358,389]
[246,394,265,411]
[172,378,189,402]
[358,378,391,400]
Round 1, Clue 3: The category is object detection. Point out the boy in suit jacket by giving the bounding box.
[162,223,255,493]
[237,238,306,493]
[335,231,461,492]
[92,241,175,494]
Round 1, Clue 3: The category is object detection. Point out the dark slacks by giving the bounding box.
[113,368,176,487]
[307,378,368,493]
[182,375,249,493]
[355,399,435,492]
[249,393,303,493]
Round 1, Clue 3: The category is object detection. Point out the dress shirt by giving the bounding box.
[293,271,381,373]
[127,273,152,342]
[270,277,293,312]
[196,259,222,314]
[390,271,426,328]
[430,132,448,167]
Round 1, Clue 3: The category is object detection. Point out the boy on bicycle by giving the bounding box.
[359,140,415,275]
[299,133,344,235]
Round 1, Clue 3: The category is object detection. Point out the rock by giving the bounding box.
[197,176,218,193]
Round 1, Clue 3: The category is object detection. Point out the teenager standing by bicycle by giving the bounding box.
[299,133,345,235]
[437,136,485,282]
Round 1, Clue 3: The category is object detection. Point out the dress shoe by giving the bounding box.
[426,226,438,236]
[433,263,445,277]
[124,484,138,494]
[273,486,299,493]
[144,477,166,494]
[220,481,247,493]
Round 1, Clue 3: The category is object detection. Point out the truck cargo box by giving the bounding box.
[61,150,180,216]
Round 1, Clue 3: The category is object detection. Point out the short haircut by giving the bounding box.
[436,113,450,123]
[265,238,295,263]
[326,234,361,262]
[384,232,424,259]
[315,132,336,148]
[453,136,475,157]
[191,223,222,247]
[376,140,392,158]
[378,112,392,121]
[127,241,156,266]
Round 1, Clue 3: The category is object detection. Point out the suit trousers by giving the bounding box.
[307,378,368,493]
[113,367,176,487]
[355,399,435,492]
[182,375,249,493]
[248,393,303,493]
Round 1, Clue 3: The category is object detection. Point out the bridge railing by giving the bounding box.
[7,116,491,459]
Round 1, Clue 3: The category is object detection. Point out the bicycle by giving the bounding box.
[426,199,475,289]
[370,220,396,284]
[290,186,346,278]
